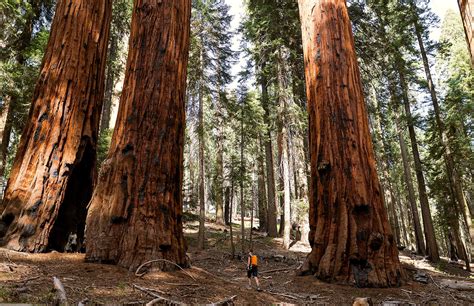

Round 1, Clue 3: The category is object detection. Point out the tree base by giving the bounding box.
[298,246,405,288]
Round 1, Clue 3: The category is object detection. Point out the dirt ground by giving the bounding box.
[1,220,473,304]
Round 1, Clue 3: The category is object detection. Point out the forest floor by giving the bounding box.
[0,218,473,305]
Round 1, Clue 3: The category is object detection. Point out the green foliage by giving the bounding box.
[427,9,474,235]
[185,0,236,214]
[97,128,113,169]
[0,1,55,182]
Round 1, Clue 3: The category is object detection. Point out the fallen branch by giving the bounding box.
[133,284,183,305]
[208,295,237,305]
[135,259,196,281]
[428,274,458,300]
[400,289,424,297]
[15,276,41,283]
[264,290,299,300]
[191,266,238,285]
[260,267,294,274]
[53,277,67,303]
[146,297,164,306]
[163,282,199,287]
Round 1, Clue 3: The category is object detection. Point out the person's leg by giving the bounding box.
[255,276,260,288]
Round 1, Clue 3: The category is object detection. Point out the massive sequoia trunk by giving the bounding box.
[298,0,403,287]
[0,0,112,252]
[85,0,191,270]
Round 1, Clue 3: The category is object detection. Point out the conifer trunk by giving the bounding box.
[257,140,267,232]
[260,70,278,237]
[298,0,403,287]
[0,0,112,252]
[0,97,13,196]
[224,186,230,225]
[388,79,425,255]
[397,67,440,262]
[100,36,118,134]
[240,104,245,253]
[85,0,191,270]
[216,137,224,224]
[197,65,206,250]
[277,58,291,249]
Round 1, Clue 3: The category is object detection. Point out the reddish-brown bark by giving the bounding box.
[298,0,404,287]
[85,0,191,270]
[0,0,112,252]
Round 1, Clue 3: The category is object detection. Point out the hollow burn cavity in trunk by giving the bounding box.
[48,140,95,252]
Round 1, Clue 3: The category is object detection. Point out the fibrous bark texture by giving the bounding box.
[85,0,191,271]
[298,0,404,287]
[0,0,112,252]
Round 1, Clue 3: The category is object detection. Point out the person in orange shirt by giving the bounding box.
[247,249,261,291]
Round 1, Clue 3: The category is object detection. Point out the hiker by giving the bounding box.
[247,249,261,291]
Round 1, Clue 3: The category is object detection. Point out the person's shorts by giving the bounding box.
[247,265,258,278]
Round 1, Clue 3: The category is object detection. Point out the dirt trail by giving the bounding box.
[1,221,473,304]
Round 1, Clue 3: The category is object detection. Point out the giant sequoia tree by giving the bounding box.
[298,0,404,287]
[0,0,112,252]
[85,0,191,270]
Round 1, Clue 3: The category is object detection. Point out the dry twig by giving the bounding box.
[208,295,237,305]
[260,267,294,274]
[163,282,199,287]
[133,284,183,305]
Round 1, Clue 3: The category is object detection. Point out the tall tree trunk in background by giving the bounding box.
[289,131,299,201]
[250,172,255,249]
[0,98,13,196]
[372,91,401,246]
[298,0,403,287]
[393,108,425,255]
[229,180,235,257]
[215,121,224,224]
[85,0,191,270]
[451,217,470,271]
[224,186,231,225]
[260,69,278,237]
[257,138,267,232]
[197,64,206,249]
[397,67,440,262]
[277,57,291,249]
[99,35,118,134]
[240,103,245,253]
[414,20,474,259]
[0,0,112,252]
[386,79,425,254]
